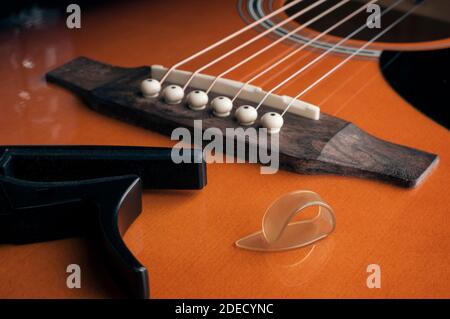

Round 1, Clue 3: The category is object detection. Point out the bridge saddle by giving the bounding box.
[151,65,320,120]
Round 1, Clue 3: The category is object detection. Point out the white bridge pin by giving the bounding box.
[235,105,257,126]
[140,78,161,98]
[162,85,184,104]
[211,96,233,117]
[261,112,284,134]
[186,90,209,110]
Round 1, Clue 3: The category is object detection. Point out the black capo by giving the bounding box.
[0,145,207,299]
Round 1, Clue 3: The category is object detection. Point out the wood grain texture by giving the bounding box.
[46,57,438,187]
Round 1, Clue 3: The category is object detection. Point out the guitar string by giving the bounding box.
[254,0,405,110]
[229,0,380,102]
[331,51,402,116]
[204,0,352,95]
[159,0,306,85]
[181,0,328,90]
[281,0,423,116]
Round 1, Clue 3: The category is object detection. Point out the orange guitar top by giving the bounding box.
[0,0,449,298]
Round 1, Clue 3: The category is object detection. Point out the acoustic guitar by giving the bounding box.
[0,0,449,298]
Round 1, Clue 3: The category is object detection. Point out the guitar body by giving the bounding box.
[0,0,449,298]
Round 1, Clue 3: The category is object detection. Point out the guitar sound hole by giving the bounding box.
[283,0,450,43]
[380,48,450,129]
[239,0,450,47]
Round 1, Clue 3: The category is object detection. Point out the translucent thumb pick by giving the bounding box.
[235,191,335,252]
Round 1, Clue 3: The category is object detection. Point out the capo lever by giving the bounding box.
[0,146,207,298]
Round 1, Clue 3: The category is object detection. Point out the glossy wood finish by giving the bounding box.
[0,0,449,298]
